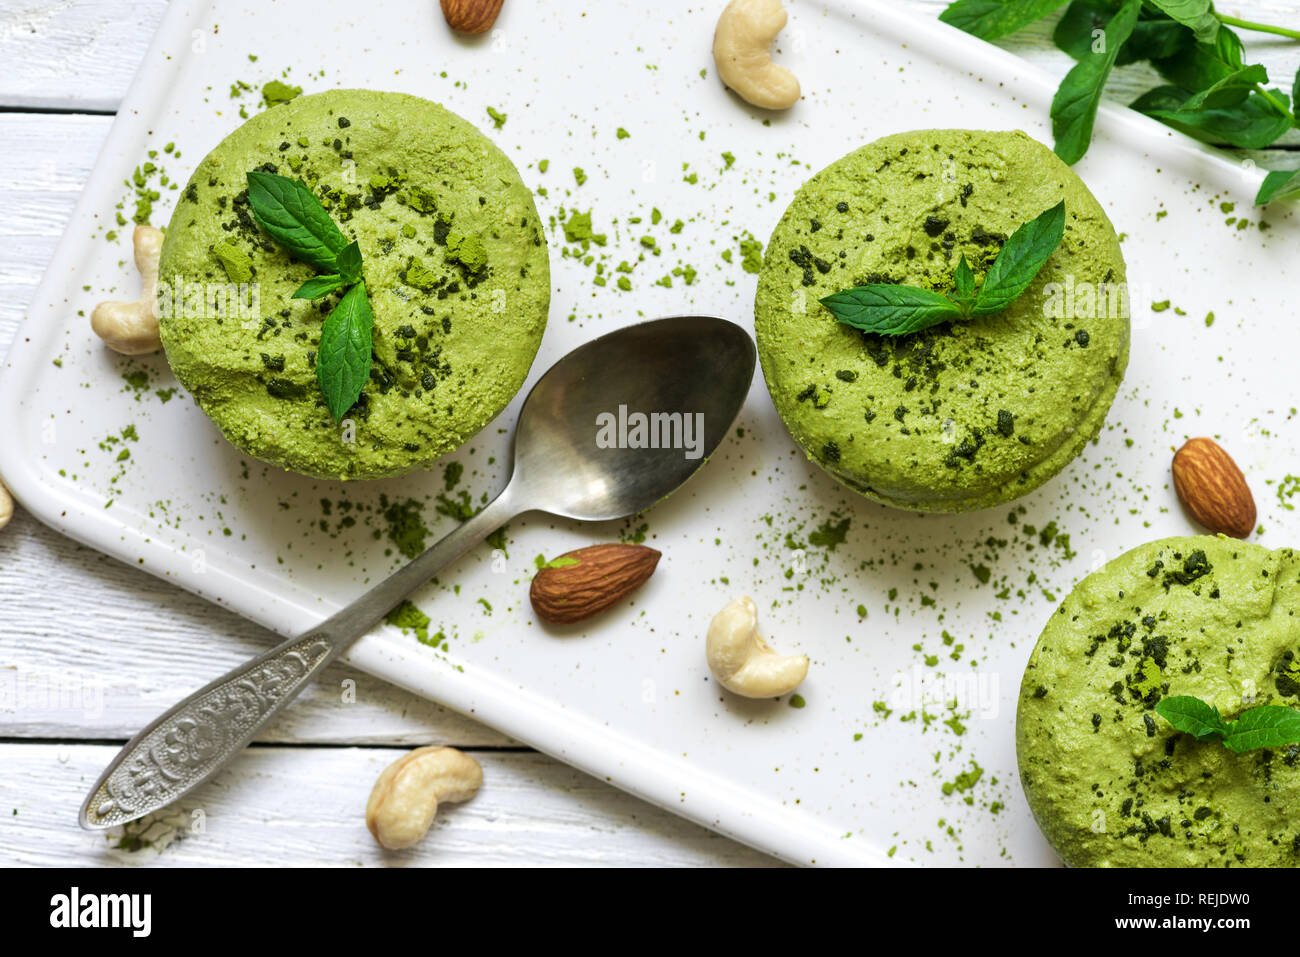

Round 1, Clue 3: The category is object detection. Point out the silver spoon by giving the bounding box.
[80,315,755,829]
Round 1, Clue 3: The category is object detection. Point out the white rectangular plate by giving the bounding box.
[3,0,1298,866]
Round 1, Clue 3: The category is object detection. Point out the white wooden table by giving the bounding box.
[2,0,1297,867]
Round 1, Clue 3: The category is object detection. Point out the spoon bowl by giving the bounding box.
[512,315,756,520]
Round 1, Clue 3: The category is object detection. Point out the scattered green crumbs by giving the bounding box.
[380,496,429,560]
[385,600,438,646]
[261,80,302,106]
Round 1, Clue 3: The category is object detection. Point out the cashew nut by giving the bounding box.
[91,224,163,355]
[706,596,809,698]
[365,746,482,850]
[713,0,801,111]
[0,479,12,532]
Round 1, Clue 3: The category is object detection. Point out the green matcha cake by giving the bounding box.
[159,89,549,480]
[754,129,1128,511]
[1018,536,1300,867]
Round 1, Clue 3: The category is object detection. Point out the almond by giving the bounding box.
[530,544,661,625]
[439,0,504,34]
[1171,437,1256,539]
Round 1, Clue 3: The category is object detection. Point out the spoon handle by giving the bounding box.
[79,485,522,830]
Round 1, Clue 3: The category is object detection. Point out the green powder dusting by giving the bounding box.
[1275,474,1300,511]
[563,210,594,244]
[739,233,764,274]
[941,761,984,796]
[404,257,439,290]
[380,497,428,559]
[435,490,474,521]
[443,461,464,491]
[808,516,849,550]
[486,106,507,129]
[1129,656,1164,702]
[262,80,302,106]
[211,241,252,283]
[445,232,488,275]
[385,600,432,644]
[125,161,166,225]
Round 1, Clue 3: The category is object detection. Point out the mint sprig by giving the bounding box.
[246,171,373,421]
[1155,695,1300,754]
[819,201,1065,337]
[938,0,1300,203]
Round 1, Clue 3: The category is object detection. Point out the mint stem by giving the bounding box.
[1217,14,1300,41]
[1252,84,1296,125]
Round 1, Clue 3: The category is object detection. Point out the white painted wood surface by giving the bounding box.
[1,0,1297,866]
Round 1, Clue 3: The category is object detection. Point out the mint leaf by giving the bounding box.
[1152,25,1245,90]
[1220,706,1300,754]
[335,241,363,285]
[291,274,344,300]
[1054,3,1187,66]
[971,200,1065,315]
[951,254,975,310]
[1146,0,1218,43]
[1175,64,1269,112]
[1154,695,1227,741]
[1130,86,1190,114]
[1050,0,1142,164]
[246,170,349,271]
[316,282,374,422]
[1256,168,1300,206]
[1137,91,1293,149]
[820,285,966,337]
[939,0,1068,40]
[822,206,1066,336]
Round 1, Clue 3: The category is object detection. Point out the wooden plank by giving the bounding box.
[0,0,166,110]
[0,508,515,745]
[0,113,107,351]
[0,743,781,866]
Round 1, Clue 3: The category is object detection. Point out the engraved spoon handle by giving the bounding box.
[80,630,343,829]
[80,485,521,829]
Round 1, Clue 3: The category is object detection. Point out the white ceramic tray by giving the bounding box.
[3,0,1298,866]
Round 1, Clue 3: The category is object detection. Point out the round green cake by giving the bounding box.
[1017,536,1300,867]
[754,129,1129,512]
[159,89,549,480]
